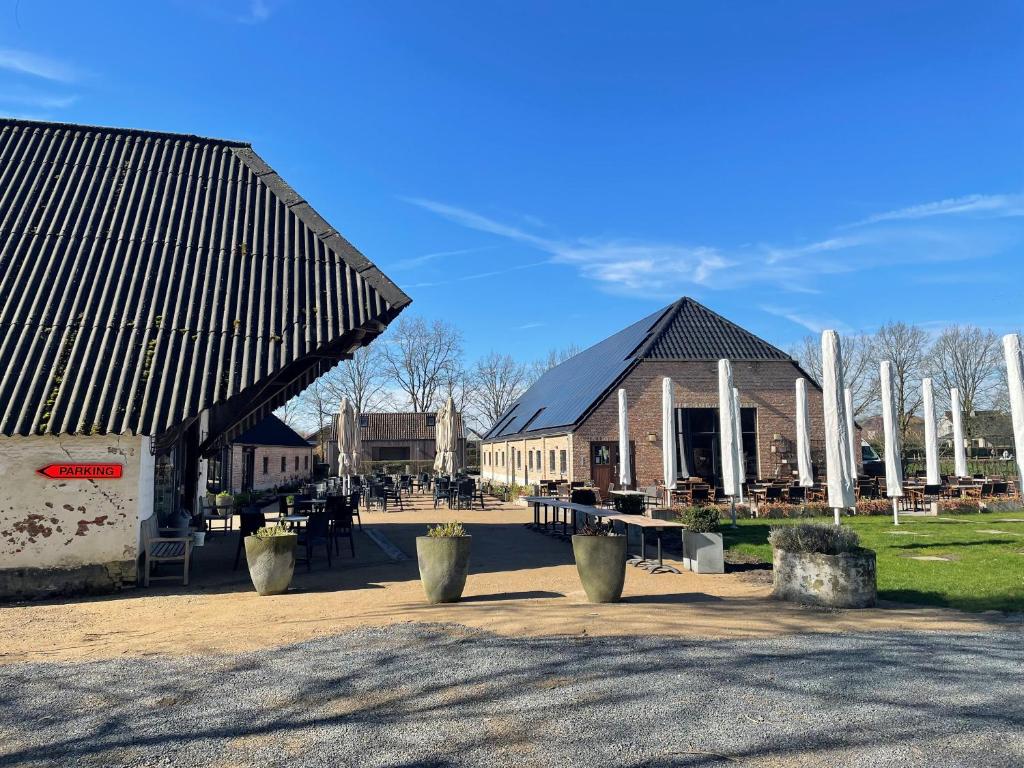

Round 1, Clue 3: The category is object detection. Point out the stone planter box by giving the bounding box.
[682,531,724,574]
[244,534,297,596]
[572,534,627,603]
[772,548,877,608]
[416,536,471,603]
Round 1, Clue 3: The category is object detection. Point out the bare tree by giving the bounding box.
[530,343,583,382]
[873,321,928,447]
[791,333,879,418]
[274,396,303,429]
[320,345,390,414]
[928,325,1003,438]
[297,376,335,462]
[380,316,464,412]
[472,352,530,430]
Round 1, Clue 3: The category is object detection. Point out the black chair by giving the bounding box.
[348,490,363,529]
[763,486,783,503]
[787,486,807,503]
[433,480,451,509]
[384,483,404,511]
[367,484,387,511]
[297,512,332,570]
[690,485,711,504]
[326,496,356,557]
[233,508,266,570]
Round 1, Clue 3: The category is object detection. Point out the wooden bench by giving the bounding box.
[141,514,192,586]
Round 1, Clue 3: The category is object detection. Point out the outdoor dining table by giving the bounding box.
[581,509,685,574]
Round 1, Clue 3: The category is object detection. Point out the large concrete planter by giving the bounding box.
[572,534,627,603]
[772,548,877,608]
[682,531,724,574]
[416,536,472,603]
[244,534,298,596]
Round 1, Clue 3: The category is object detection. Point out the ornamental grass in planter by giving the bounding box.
[572,522,627,603]
[416,522,471,604]
[244,525,298,596]
[769,523,876,608]
[676,506,724,574]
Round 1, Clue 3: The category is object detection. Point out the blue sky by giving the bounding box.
[1,0,1022,360]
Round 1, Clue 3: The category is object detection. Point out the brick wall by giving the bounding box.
[572,359,839,488]
[230,444,314,493]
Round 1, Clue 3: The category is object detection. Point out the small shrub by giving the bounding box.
[571,488,597,506]
[215,491,234,506]
[769,523,861,555]
[577,521,616,536]
[613,494,645,515]
[426,521,468,537]
[676,506,721,533]
[981,499,1024,514]
[853,499,896,516]
[252,525,293,539]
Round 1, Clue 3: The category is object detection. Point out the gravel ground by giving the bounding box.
[1,624,1022,768]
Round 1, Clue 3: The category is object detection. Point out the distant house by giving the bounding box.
[208,415,314,494]
[311,411,467,473]
[360,412,465,468]
[938,409,1015,457]
[480,297,839,490]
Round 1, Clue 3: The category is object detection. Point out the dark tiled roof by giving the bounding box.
[234,414,311,447]
[360,412,464,442]
[483,297,794,441]
[0,119,410,445]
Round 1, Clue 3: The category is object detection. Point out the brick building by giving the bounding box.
[313,412,467,474]
[480,297,840,490]
[207,414,314,493]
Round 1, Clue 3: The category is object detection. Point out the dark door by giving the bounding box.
[591,441,636,491]
[241,447,255,493]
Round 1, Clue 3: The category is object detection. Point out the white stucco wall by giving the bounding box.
[0,434,149,580]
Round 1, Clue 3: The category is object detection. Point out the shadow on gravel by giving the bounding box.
[1,624,1022,767]
[459,590,564,602]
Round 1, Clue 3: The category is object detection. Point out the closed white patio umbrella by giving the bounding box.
[1002,334,1024,491]
[433,396,459,476]
[950,388,968,480]
[795,378,814,488]
[880,361,904,524]
[662,377,677,504]
[337,398,357,491]
[922,378,941,486]
[618,388,632,488]
[821,331,855,525]
[718,359,741,526]
[845,388,858,479]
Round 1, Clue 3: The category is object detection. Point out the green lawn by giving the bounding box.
[723,511,1024,613]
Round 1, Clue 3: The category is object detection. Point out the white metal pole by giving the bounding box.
[892,496,899,526]
[833,507,841,526]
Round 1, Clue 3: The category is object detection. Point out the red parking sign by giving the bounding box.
[36,463,124,480]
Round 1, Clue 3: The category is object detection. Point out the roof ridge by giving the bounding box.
[631,297,686,360]
[0,117,250,148]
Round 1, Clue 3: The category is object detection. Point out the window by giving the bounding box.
[304,455,309,469]
[281,456,286,472]
[501,451,505,467]
[549,450,556,472]
[262,456,268,475]
[294,456,299,471]
[378,446,411,461]
[560,450,567,473]
[676,407,759,483]
[426,414,436,427]
[517,450,522,469]
[359,414,369,428]
[528,451,533,469]
[537,450,542,470]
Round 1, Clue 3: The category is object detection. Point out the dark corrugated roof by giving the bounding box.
[234,414,310,447]
[483,297,793,441]
[360,412,464,441]
[0,119,410,445]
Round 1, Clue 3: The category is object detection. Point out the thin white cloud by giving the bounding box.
[0,89,77,110]
[759,305,850,335]
[0,48,78,83]
[237,0,274,23]
[405,193,1024,300]
[848,193,1024,227]
[517,322,545,330]
[390,246,493,271]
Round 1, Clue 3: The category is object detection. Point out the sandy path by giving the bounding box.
[0,496,1015,664]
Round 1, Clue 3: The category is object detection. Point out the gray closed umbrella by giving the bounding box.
[433,396,459,476]
[821,330,855,524]
[880,360,904,524]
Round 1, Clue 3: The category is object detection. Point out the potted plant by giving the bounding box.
[416,521,471,604]
[613,494,645,515]
[215,491,234,509]
[244,525,298,596]
[770,523,876,608]
[571,521,627,603]
[677,506,724,574]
